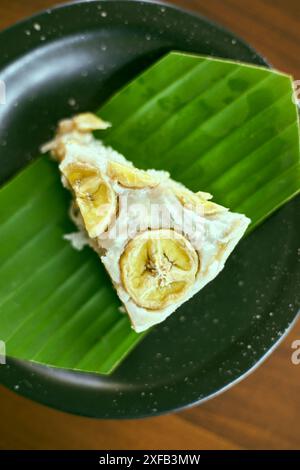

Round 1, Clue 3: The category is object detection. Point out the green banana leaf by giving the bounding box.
[0,159,146,374]
[98,52,300,231]
[0,52,299,375]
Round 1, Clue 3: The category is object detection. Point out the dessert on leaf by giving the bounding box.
[44,113,250,332]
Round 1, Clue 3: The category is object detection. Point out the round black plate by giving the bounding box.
[0,0,299,419]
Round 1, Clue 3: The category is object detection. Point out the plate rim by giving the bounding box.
[0,0,268,67]
[0,0,298,420]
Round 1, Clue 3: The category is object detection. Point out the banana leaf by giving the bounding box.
[0,52,299,375]
[98,52,300,231]
[0,159,146,374]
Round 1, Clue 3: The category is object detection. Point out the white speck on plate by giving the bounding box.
[101,11,107,18]
[33,23,41,31]
[68,98,77,107]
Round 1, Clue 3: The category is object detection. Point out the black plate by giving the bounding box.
[0,0,299,419]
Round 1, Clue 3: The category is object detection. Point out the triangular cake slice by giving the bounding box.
[43,113,250,332]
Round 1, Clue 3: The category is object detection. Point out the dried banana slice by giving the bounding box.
[41,113,111,161]
[62,162,116,238]
[107,161,164,189]
[171,182,227,216]
[120,230,198,310]
[72,113,111,132]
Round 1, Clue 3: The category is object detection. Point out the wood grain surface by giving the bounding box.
[0,0,299,450]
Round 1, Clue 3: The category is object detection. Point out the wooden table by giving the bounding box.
[0,0,299,450]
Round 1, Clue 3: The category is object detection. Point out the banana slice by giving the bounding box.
[195,190,213,200]
[41,113,111,162]
[201,200,228,216]
[120,229,199,310]
[107,161,163,189]
[171,183,227,216]
[72,113,111,132]
[63,162,117,238]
